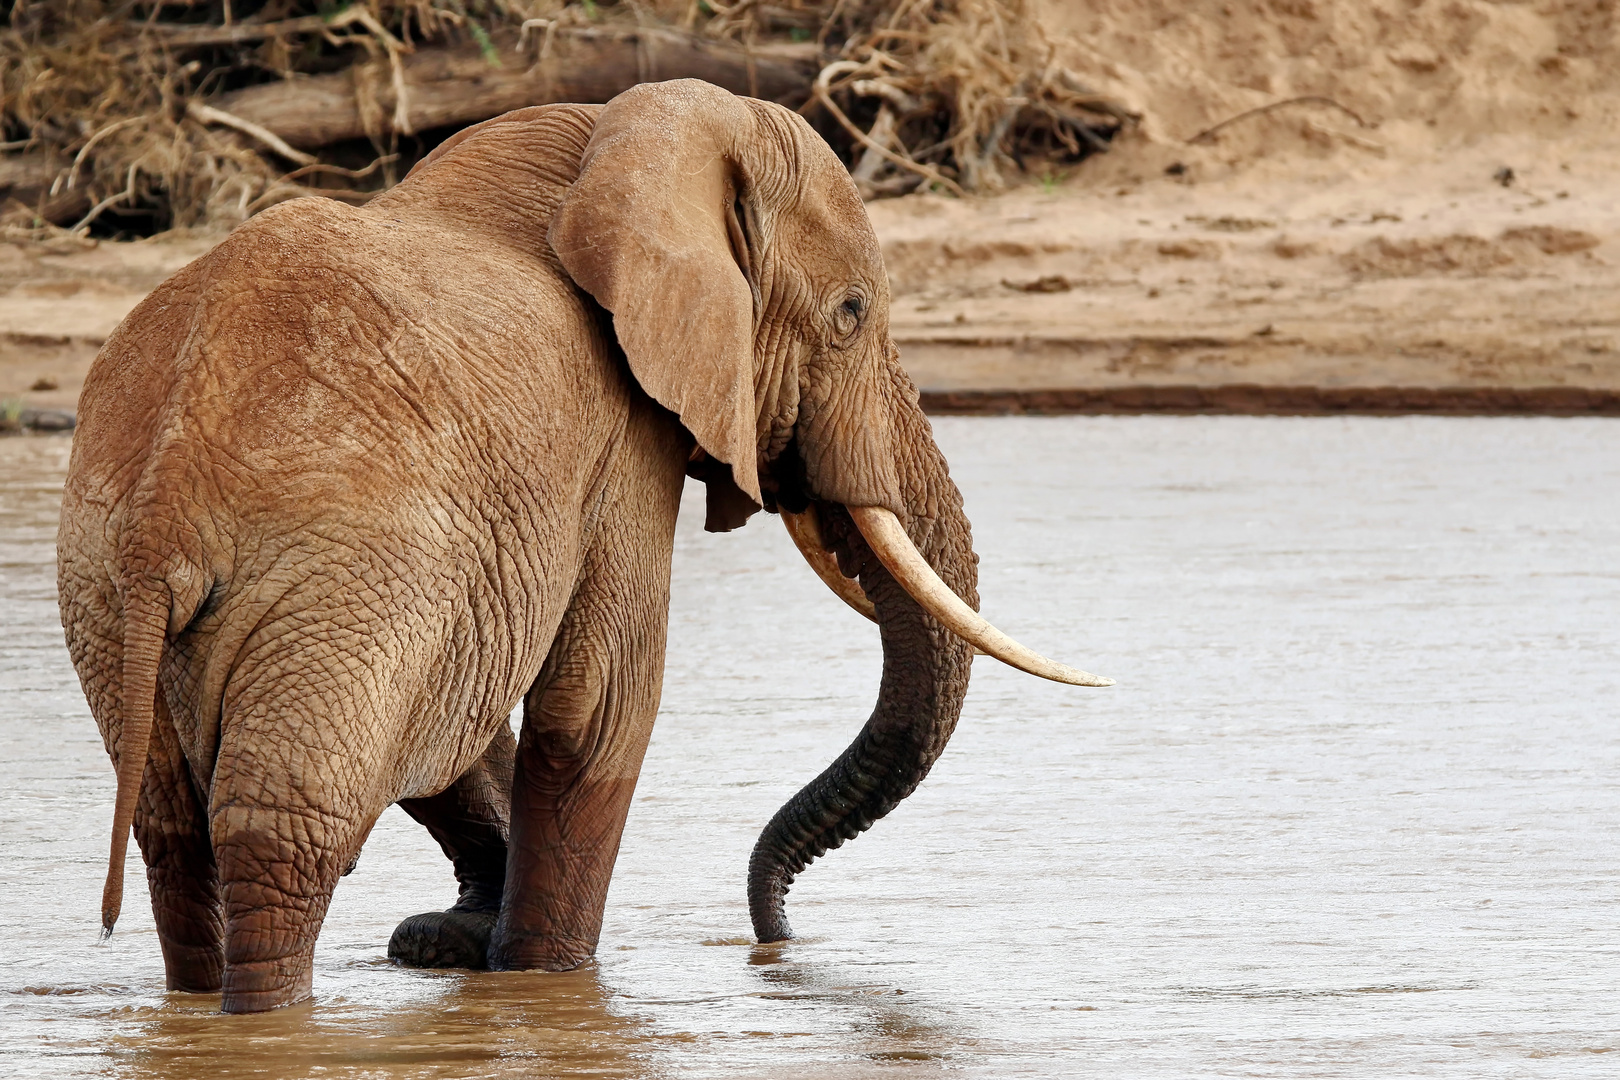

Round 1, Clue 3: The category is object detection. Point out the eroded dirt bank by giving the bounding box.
[882,0,1620,412]
[4,142,1617,420]
[872,135,1620,413]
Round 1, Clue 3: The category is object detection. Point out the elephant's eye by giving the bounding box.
[834,294,864,340]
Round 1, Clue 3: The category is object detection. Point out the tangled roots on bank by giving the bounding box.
[0,0,514,238]
[0,0,1133,237]
[801,0,1134,198]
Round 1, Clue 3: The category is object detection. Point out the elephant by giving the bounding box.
[56,79,1109,1014]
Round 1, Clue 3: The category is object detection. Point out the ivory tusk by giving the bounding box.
[782,506,987,655]
[847,505,1113,687]
[781,507,877,623]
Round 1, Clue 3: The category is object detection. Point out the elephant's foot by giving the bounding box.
[388,909,497,970]
[160,939,225,994]
[487,927,594,972]
[220,958,314,1014]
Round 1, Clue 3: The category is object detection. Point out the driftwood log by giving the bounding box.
[212,27,821,151]
[0,153,89,227]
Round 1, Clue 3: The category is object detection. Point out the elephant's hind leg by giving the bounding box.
[208,694,385,1013]
[388,726,516,969]
[137,693,225,992]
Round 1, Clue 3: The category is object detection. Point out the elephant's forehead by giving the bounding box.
[776,183,886,283]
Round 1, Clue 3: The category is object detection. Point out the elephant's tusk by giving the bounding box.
[781,506,877,624]
[782,506,988,656]
[847,505,1114,687]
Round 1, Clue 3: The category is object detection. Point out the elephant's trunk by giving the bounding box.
[747,491,976,942]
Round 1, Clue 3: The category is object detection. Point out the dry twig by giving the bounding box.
[1187,95,1369,145]
[187,101,316,166]
[813,59,966,197]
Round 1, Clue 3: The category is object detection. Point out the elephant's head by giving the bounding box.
[550,80,1108,941]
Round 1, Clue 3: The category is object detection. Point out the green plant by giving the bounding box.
[468,23,501,67]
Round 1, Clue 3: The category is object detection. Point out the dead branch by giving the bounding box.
[812,60,966,197]
[142,14,336,48]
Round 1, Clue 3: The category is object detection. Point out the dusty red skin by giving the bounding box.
[59,81,976,1012]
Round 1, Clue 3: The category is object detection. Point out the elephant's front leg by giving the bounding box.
[487,556,670,971]
[488,433,683,971]
[388,726,516,969]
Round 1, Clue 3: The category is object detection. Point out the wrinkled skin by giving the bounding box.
[57,80,977,1014]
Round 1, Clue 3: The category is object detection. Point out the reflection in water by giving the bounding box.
[109,967,653,1080]
[5,418,1620,1078]
[748,949,955,1068]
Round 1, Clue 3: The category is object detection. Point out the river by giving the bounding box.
[2,417,1617,1078]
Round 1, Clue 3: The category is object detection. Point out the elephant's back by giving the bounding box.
[74,195,616,518]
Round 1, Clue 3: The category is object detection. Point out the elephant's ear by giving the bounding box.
[550,80,762,520]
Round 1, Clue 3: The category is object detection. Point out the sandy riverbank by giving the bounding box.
[4,140,1617,421]
[874,132,1620,414]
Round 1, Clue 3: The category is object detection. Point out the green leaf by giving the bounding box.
[469,23,502,69]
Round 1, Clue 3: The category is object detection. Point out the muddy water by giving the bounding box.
[2,417,1618,1078]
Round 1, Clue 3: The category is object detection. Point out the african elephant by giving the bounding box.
[57,79,1108,1014]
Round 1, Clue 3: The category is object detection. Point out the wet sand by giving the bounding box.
[3,417,1618,1078]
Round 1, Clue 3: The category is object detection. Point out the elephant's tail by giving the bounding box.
[101,583,170,938]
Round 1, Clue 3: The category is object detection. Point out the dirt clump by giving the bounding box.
[1500,225,1602,255]
[1342,235,1519,278]
[1002,274,1073,293]
[1156,240,1221,260]
[1343,227,1603,278]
